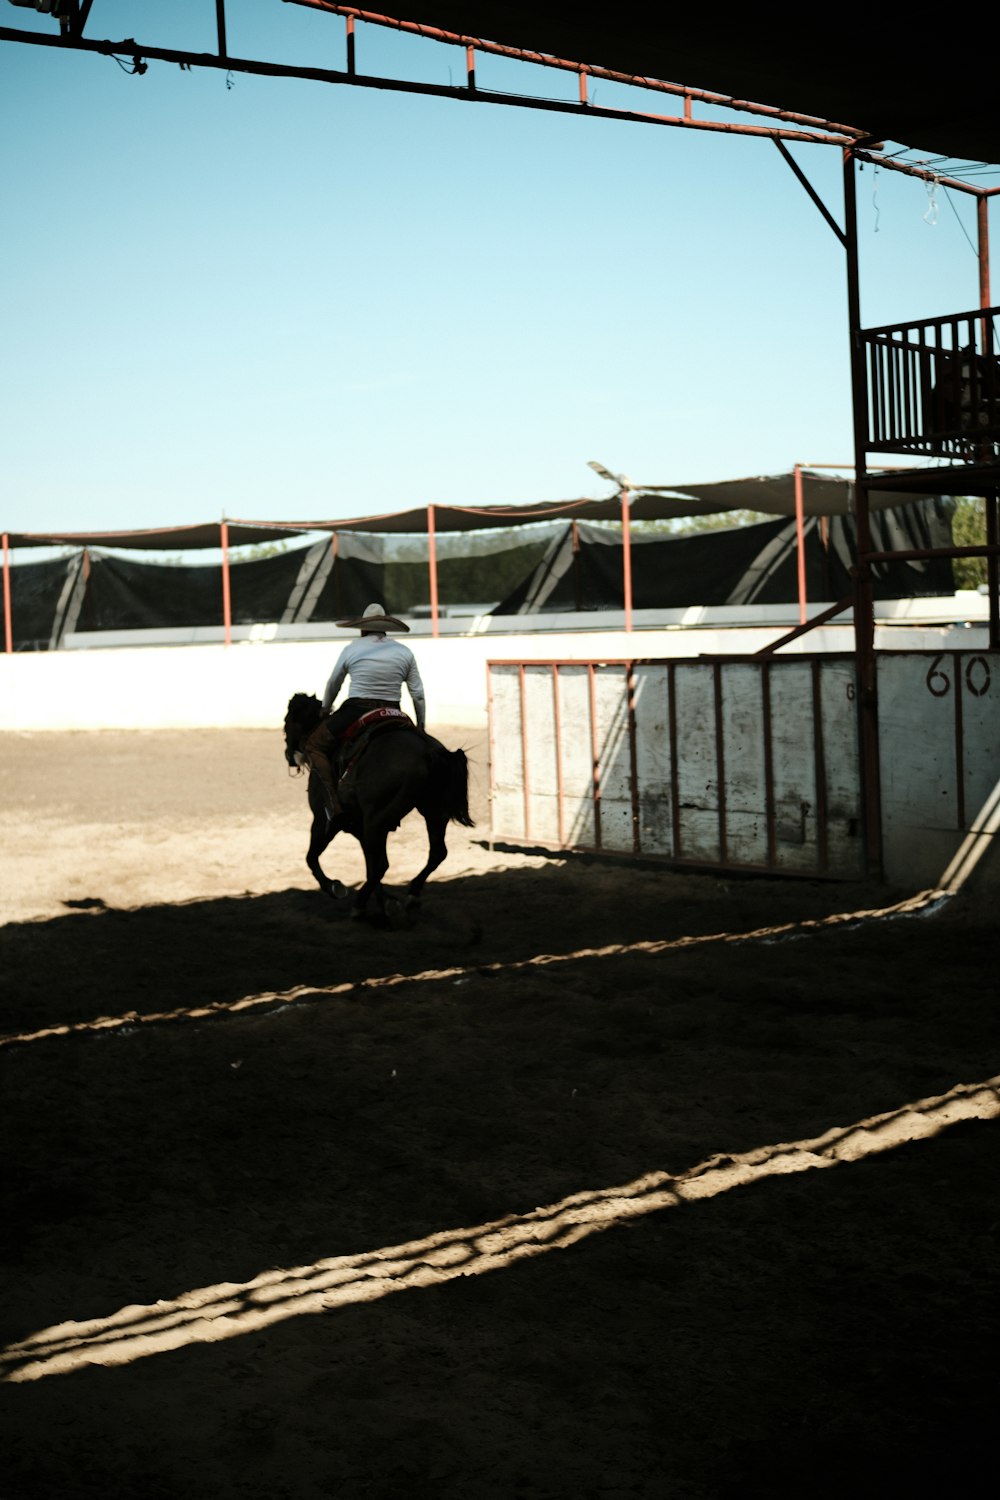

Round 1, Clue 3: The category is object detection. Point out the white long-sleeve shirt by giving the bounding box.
[322,633,426,728]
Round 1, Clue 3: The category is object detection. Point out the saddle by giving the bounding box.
[335,706,416,785]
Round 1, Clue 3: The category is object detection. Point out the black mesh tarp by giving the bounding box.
[81,555,225,631]
[7,554,79,650]
[492,499,956,613]
[2,498,956,647]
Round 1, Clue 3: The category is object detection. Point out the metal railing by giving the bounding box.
[861,307,1000,461]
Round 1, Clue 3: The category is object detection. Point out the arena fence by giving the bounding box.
[487,650,1000,888]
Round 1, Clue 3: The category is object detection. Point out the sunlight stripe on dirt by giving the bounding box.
[3,1069,995,1383]
[0,887,947,1050]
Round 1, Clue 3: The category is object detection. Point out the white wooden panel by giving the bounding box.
[878,653,959,831]
[488,666,525,838]
[593,666,634,852]
[523,666,561,843]
[879,650,1000,886]
[671,664,720,862]
[767,662,819,874]
[557,667,597,848]
[633,663,673,855]
[719,663,768,866]
[818,658,864,878]
[956,652,1000,818]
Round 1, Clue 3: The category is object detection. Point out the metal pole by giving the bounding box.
[977,197,999,649]
[215,0,227,57]
[220,520,232,647]
[2,533,11,654]
[427,504,439,638]
[987,495,1000,651]
[621,486,633,631]
[794,462,807,623]
[331,531,344,616]
[843,146,882,879]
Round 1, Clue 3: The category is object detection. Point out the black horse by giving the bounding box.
[283,693,473,920]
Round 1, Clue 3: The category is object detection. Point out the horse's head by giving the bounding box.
[283,692,324,767]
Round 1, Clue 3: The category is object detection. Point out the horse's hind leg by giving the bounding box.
[353,824,392,920]
[406,811,449,901]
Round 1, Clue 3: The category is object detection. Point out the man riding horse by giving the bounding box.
[299,602,426,820]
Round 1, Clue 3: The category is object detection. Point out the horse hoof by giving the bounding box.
[385,897,415,930]
[330,879,347,900]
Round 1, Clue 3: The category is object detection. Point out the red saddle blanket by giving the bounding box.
[337,707,416,782]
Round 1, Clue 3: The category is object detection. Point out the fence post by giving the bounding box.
[794,463,808,624]
[843,146,883,879]
[2,533,11,654]
[427,505,439,638]
[220,521,232,647]
[621,487,633,631]
[976,198,999,649]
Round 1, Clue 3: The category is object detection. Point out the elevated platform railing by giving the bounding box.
[860,306,1000,491]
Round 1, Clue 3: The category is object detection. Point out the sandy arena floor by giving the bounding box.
[0,726,997,1499]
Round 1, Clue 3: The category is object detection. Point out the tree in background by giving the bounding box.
[951,497,986,589]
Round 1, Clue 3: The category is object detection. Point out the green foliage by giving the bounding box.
[230,540,290,562]
[591,510,771,538]
[951,497,986,589]
[665,509,772,537]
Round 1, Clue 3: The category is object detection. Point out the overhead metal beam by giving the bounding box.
[0,25,853,148]
[286,0,869,141]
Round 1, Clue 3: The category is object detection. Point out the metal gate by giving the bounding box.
[487,651,1000,884]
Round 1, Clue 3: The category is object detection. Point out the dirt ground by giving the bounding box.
[0,726,998,1500]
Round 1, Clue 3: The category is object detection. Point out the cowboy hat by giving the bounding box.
[335,601,410,632]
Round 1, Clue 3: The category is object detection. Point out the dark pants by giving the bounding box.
[325,697,401,738]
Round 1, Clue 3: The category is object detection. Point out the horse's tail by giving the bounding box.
[434,747,474,827]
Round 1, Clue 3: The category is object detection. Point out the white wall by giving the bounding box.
[1,604,990,734]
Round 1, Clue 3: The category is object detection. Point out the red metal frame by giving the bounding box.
[551,663,566,846]
[0,19,855,146]
[793,464,807,624]
[2,533,11,655]
[810,659,830,873]
[621,488,633,631]
[626,663,641,853]
[588,663,602,850]
[518,663,530,838]
[427,504,439,638]
[220,521,232,646]
[712,662,728,864]
[485,657,497,841]
[667,661,681,859]
[289,2,868,141]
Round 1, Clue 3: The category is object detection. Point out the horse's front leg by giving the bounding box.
[306,786,346,898]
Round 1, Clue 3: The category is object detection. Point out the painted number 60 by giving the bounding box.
[925,654,992,698]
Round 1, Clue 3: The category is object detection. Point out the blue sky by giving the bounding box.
[1,0,995,537]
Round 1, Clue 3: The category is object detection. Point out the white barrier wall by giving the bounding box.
[878,650,1000,882]
[0,609,989,734]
